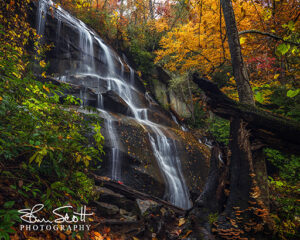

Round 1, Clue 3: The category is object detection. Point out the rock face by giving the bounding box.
[31,0,210,209]
[150,67,192,118]
[102,90,134,117]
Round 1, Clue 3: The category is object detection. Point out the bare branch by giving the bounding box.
[239,30,300,46]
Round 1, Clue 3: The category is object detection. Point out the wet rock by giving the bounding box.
[95,186,140,215]
[136,199,159,214]
[102,90,134,117]
[149,66,192,118]
[141,204,180,240]
[93,201,120,216]
[91,109,210,200]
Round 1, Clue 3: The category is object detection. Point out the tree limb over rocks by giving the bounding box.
[192,73,300,155]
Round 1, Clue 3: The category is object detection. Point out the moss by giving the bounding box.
[237,102,300,130]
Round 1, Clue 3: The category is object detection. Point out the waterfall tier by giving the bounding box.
[33,0,210,209]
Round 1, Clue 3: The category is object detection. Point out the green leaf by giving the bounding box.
[287,21,295,31]
[287,89,300,98]
[254,91,264,103]
[277,44,290,55]
[3,201,15,209]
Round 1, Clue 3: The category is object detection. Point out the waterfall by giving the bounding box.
[36,0,191,209]
[95,38,115,76]
[98,110,121,180]
[129,66,135,85]
[170,112,188,131]
[119,57,124,78]
[36,0,47,36]
[123,55,135,85]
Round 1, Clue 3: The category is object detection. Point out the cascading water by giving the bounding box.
[98,110,121,180]
[123,55,135,85]
[95,38,115,76]
[36,0,47,36]
[36,0,192,209]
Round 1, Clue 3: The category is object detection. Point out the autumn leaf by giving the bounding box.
[240,37,246,45]
[178,217,186,226]
[182,230,192,238]
[102,226,111,234]
[39,60,46,68]
[93,231,104,240]
[273,73,280,79]
[59,233,66,240]
[43,85,50,92]
[41,71,47,78]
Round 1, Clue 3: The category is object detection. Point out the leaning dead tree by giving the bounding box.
[193,76,300,155]
[188,74,300,239]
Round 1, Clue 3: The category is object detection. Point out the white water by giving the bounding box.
[95,38,115,76]
[37,0,191,209]
[36,0,47,36]
[170,112,189,132]
[98,110,121,180]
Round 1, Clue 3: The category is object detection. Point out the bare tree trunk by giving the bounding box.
[220,0,255,105]
[149,0,154,19]
[224,118,254,214]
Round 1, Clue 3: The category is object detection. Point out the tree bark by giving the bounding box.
[225,118,254,214]
[149,0,154,19]
[220,0,255,105]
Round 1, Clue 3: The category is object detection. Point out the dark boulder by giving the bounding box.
[102,90,134,117]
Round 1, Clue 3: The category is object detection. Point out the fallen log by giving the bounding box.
[91,174,186,215]
[192,73,300,155]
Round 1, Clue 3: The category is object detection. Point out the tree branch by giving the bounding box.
[239,30,300,46]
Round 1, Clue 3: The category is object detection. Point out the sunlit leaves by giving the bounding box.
[29,147,48,167]
[286,89,300,98]
[39,60,46,68]
[155,0,261,74]
[282,21,295,32]
[276,43,290,56]
[240,37,246,45]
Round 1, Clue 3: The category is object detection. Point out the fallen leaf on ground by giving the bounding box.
[178,217,185,226]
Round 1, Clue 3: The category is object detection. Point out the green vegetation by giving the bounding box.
[268,177,299,240]
[0,1,104,237]
[0,201,21,240]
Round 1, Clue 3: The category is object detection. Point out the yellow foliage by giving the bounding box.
[155,0,262,75]
[39,60,46,68]
[240,37,246,45]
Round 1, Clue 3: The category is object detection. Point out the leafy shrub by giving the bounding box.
[0,0,105,228]
[264,148,300,183]
[207,117,230,145]
[268,177,299,240]
[0,201,21,240]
